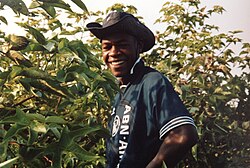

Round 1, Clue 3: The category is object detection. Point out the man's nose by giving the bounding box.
[109,45,120,57]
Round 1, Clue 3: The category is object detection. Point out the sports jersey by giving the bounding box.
[106,59,196,168]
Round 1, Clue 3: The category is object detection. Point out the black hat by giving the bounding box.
[86,11,155,52]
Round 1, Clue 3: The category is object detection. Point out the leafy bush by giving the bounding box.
[144,1,250,167]
[0,0,118,167]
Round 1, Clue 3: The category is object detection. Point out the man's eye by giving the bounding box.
[102,45,111,50]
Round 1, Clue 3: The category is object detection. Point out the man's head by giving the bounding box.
[86,11,155,78]
[100,33,142,77]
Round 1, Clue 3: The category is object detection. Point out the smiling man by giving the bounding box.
[87,12,198,168]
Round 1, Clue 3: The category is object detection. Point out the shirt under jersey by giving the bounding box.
[106,59,196,168]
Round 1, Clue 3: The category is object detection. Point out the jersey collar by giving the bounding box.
[119,57,145,89]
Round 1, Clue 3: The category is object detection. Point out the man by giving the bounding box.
[87,11,198,168]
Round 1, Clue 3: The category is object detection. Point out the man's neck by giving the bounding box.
[117,57,141,85]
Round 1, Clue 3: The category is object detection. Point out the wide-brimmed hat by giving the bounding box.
[86,11,155,52]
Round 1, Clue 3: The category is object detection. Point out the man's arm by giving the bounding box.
[146,125,198,168]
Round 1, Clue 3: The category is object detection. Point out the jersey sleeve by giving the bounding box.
[145,73,196,140]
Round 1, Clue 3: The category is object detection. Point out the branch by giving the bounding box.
[55,96,62,112]
[216,42,232,57]
[12,95,36,107]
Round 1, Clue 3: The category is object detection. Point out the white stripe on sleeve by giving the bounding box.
[159,116,196,140]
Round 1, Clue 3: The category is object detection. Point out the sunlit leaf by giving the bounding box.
[30,121,47,133]
[29,1,40,9]
[43,41,56,52]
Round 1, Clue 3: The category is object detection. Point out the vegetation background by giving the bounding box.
[0,0,249,167]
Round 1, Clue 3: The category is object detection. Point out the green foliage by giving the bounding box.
[144,0,250,167]
[0,0,118,167]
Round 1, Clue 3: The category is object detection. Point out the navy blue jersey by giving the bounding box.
[106,60,196,168]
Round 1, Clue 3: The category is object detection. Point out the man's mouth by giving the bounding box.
[110,60,125,66]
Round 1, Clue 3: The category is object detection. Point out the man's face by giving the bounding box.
[101,33,140,77]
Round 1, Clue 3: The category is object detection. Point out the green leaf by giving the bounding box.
[19,78,31,91]
[67,142,100,161]
[1,0,29,16]
[58,126,71,148]
[58,125,105,149]
[41,4,56,17]
[25,43,46,51]
[3,123,26,141]
[45,116,67,124]
[239,50,249,55]
[0,16,8,25]
[44,1,72,12]
[25,25,46,45]
[26,113,45,122]
[74,72,91,87]
[56,70,66,82]
[76,48,87,62]
[68,40,84,53]
[45,80,75,98]
[58,38,69,51]
[71,0,89,14]
[0,71,10,79]
[21,67,53,81]
[0,71,10,87]
[0,108,30,126]
[28,128,38,145]
[49,127,61,139]
[9,66,23,79]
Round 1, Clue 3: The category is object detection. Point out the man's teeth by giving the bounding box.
[111,61,124,65]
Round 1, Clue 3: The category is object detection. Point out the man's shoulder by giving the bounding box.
[142,66,169,84]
